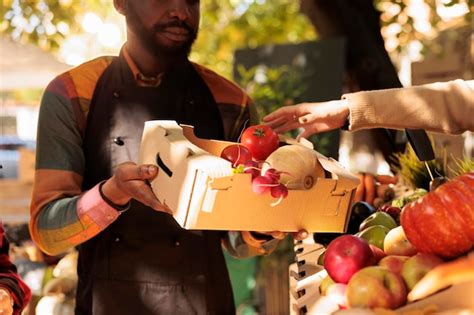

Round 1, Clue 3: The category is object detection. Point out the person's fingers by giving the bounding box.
[116,163,159,181]
[292,229,309,241]
[126,181,161,209]
[264,104,311,124]
[268,231,286,240]
[272,120,304,134]
[253,231,286,240]
[298,113,318,125]
[264,115,290,129]
[263,106,295,122]
[296,122,334,139]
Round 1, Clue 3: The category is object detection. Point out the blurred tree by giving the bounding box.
[1,0,469,77]
[0,0,317,78]
[0,0,113,51]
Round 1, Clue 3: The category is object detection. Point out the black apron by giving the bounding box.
[77,54,235,315]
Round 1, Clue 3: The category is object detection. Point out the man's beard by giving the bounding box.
[126,4,198,59]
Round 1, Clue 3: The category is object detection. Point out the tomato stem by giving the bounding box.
[253,128,265,137]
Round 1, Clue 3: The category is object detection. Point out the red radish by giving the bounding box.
[270,183,288,206]
[243,160,260,179]
[263,168,281,183]
[252,176,276,195]
[271,184,288,198]
[220,144,253,168]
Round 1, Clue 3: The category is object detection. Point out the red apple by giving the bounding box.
[383,226,418,256]
[346,266,407,309]
[379,205,402,223]
[324,235,374,284]
[369,244,386,264]
[401,253,444,291]
[378,255,409,275]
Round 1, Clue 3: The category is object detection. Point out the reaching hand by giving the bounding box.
[101,162,171,214]
[263,100,350,138]
[0,288,13,315]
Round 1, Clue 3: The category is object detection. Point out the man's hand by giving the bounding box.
[254,230,309,241]
[0,288,13,315]
[101,162,171,214]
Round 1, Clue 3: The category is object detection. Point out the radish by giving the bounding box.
[270,183,289,207]
[263,168,281,183]
[243,160,260,179]
[271,183,288,198]
[252,176,277,195]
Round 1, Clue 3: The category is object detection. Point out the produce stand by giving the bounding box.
[288,170,474,314]
[289,238,474,314]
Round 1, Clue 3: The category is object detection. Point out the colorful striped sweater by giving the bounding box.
[30,52,275,257]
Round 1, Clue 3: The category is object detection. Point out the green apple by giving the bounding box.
[359,212,398,231]
[358,225,391,250]
[317,249,326,266]
[346,266,407,309]
[383,226,418,256]
[401,253,444,291]
[319,274,335,296]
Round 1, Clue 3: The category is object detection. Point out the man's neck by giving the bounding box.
[125,40,167,77]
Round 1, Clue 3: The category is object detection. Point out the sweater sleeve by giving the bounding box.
[343,79,474,134]
[30,72,121,256]
[0,224,32,315]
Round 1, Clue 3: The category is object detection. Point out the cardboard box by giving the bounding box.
[139,120,359,232]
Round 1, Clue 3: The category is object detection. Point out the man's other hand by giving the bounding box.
[102,162,171,214]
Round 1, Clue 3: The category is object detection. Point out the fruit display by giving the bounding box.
[290,171,474,314]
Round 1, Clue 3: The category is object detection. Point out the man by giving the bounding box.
[30,0,293,314]
[0,222,31,315]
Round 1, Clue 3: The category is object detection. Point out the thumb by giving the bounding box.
[140,165,159,179]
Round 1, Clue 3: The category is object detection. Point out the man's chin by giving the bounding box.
[153,42,193,58]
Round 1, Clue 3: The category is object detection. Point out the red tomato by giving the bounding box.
[220,144,253,167]
[240,125,279,161]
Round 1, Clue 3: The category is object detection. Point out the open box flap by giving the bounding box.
[315,152,359,181]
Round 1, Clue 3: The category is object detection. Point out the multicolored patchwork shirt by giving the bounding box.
[31,48,282,314]
[30,48,275,258]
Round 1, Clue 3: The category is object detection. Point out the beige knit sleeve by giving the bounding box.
[342,79,474,134]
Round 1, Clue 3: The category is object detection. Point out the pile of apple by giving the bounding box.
[317,204,445,310]
[219,124,289,202]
